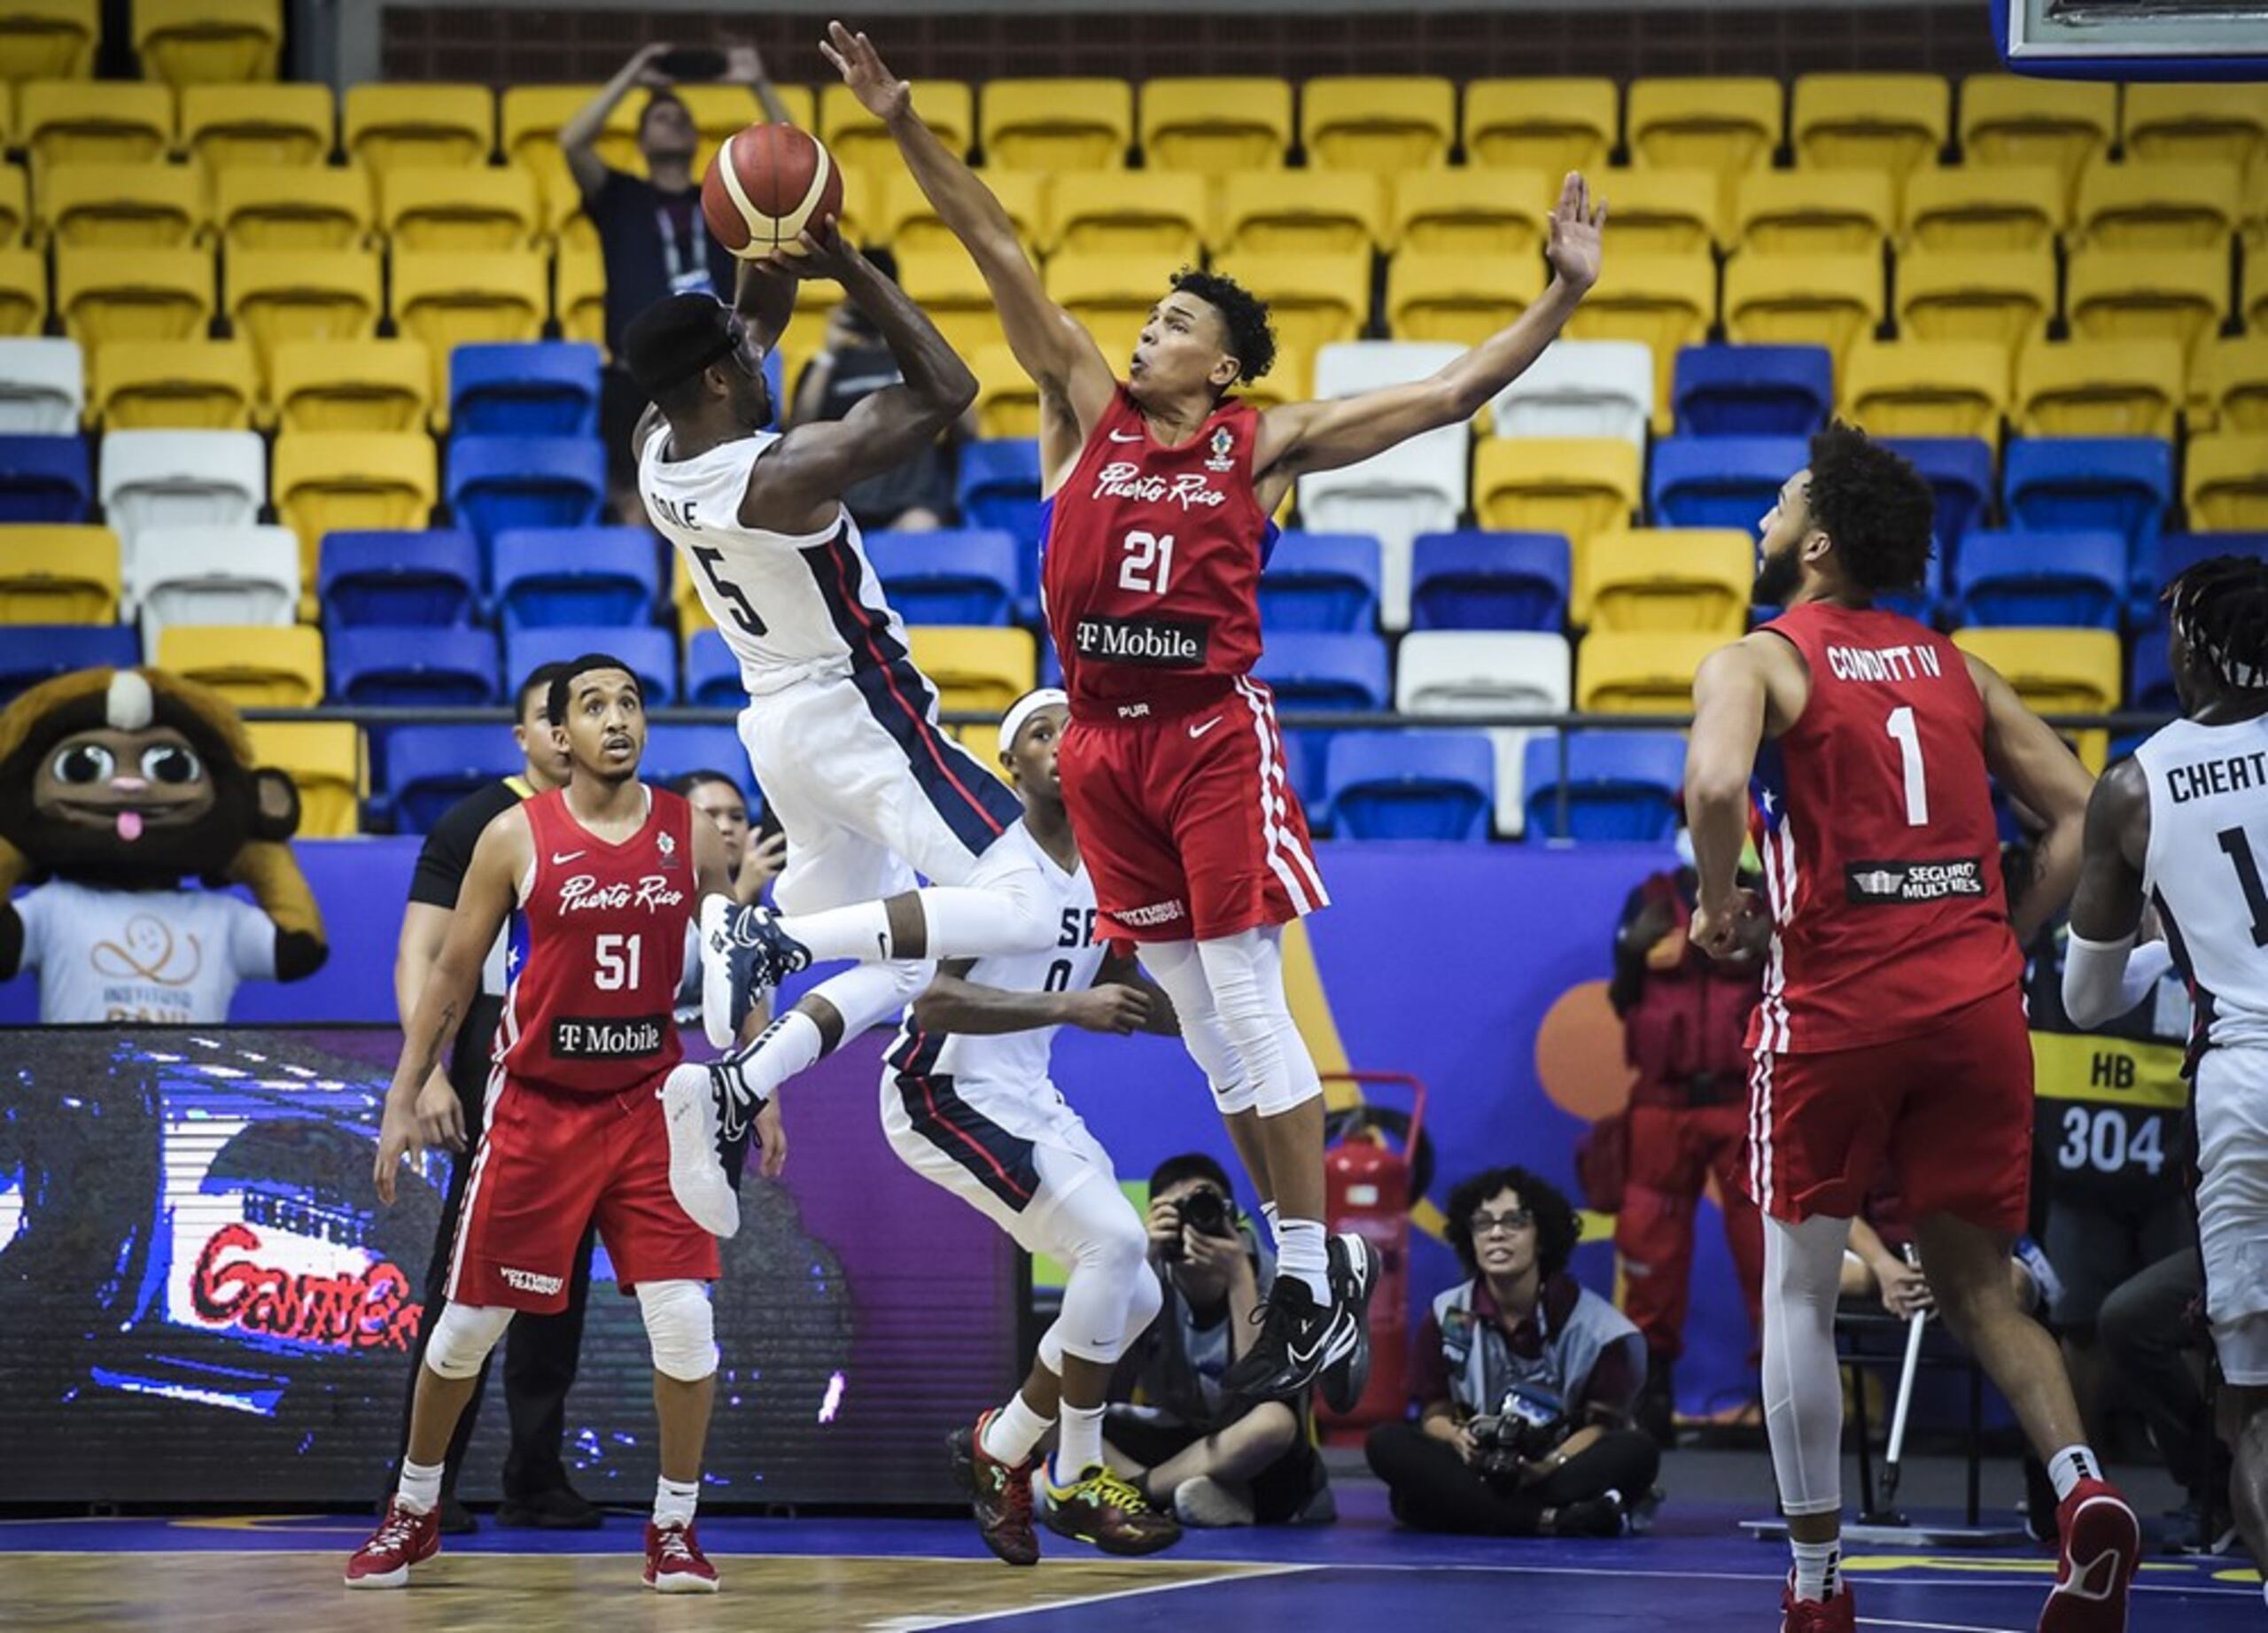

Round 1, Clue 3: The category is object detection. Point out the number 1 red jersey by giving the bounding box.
[495,785,693,1095]
[1748,602,2022,1054]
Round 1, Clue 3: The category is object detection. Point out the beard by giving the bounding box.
[1753,543,1803,610]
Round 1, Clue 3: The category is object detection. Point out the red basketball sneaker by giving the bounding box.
[949,1409,1041,1567]
[343,1497,440,1589]
[2039,1479,2138,1632]
[644,1520,720,1592]
[1780,1575,1855,1633]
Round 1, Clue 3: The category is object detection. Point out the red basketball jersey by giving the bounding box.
[495,785,693,1095]
[1041,385,1272,717]
[1748,602,2022,1054]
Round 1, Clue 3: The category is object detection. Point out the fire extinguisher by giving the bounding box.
[1320,1071,1427,1435]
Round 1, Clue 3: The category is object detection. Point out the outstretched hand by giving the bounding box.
[757,215,861,280]
[1545,170,1606,292]
[820,20,910,122]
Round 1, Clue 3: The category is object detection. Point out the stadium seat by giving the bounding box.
[1300,76,1456,173]
[1255,631,1389,711]
[823,79,973,176]
[0,167,26,245]
[1735,168,1894,255]
[957,438,1043,551]
[1900,164,2062,253]
[273,430,438,589]
[2075,160,2242,254]
[19,81,171,167]
[1464,78,1617,176]
[41,161,205,248]
[134,0,281,85]
[1843,338,2011,440]
[1218,169,1385,257]
[2016,338,2185,440]
[682,628,742,709]
[1489,338,1654,449]
[1878,435,1995,552]
[677,84,815,179]
[2251,253,2268,336]
[1952,529,2125,630]
[1324,730,1495,842]
[1052,170,1209,261]
[2188,433,2268,533]
[0,432,89,520]
[899,245,1012,361]
[501,82,637,184]
[1597,168,1724,257]
[1576,629,1719,712]
[1958,75,2114,198]
[1565,253,1716,431]
[1953,626,2121,716]
[381,722,524,834]
[1626,77,1783,183]
[2003,436,2173,565]
[0,523,115,621]
[390,251,550,415]
[225,247,382,371]
[0,250,35,337]
[553,245,605,350]
[1791,73,1950,186]
[876,167,1042,257]
[213,162,371,253]
[90,339,257,430]
[1674,343,1833,437]
[344,83,494,174]
[181,82,334,169]
[98,429,262,545]
[1649,435,1803,534]
[0,621,137,698]
[1214,250,1370,358]
[128,523,299,641]
[380,164,540,253]
[0,0,97,82]
[1409,532,1569,633]
[861,529,1020,628]
[54,245,213,346]
[1137,77,1293,175]
[447,436,605,545]
[0,336,82,431]
[244,719,361,837]
[2066,248,2231,372]
[1298,424,1468,630]
[1895,247,2056,353]
[450,341,601,437]
[270,338,431,433]
[505,624,675,707]
[1584,528,1752,634]
[2201,338,2268,435]
[1721,251,1885,374]
[903,626,1036,713]
[642,725,752,796]
[2153,530,2268,598]
[1312,339,1462,402]
[1522,729,1688,844]
[490,525,657,630]
[962,343,1040,442]
[156,622,322,706]
[1389,167,1550,260]
[1474,437,1643,548]
[2121,83,2267,177]
[979,78,1132,172]
[2130,634,2178,714]
[1395,627,1571,836]
[1386,250,1542,347]
[1257,532,1381,633]
[318,528,480,629]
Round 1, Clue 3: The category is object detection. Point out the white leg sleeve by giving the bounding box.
[1038,1181,1161,1368]
[1762,1211,1854,1518]
[424,1302,514,1380]
[1196,927,1323,1118]
[638,1278,718,1382]
[1142,938,1256,1115]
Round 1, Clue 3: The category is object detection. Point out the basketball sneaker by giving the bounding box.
[344,1497,440,1589]
[643,1520,719,1592]
[1039,1464,1182,1556]
[1318,1233,1379,1414]
[1222,1274,1363,1405]
[2039,1478,2139,1632]
[1779,1575,1855,1633]
[661,1062,741,1238]
[698,897,811,1048]
[948,1411,1040,1567]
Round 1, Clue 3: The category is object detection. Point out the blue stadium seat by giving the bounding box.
[1324,730,1495,843]
[2131,633,2178,713]
[644,725,756,798]
[685,628,742,708]
[0,623,139,701]
[1881,437,1995,551]
[0,435,91,523]
[1254,632,1390,817]
[447,435,607,544]
[2146,531,2268,620]
[1410,532,1571,631]
[2003,437,2173,589]
[505,625,678,706]
[318,529,482,629]
[958,437,1044,552]
[1871,544,1946,626]
[330,626,500,706]
[492,527,661,630]
[1521,729,1688,844]
[1649,436,1807,535]
[450,343,603,437]
[1673,345,1835,437]
[381,725,525,836]
[1258,533,1382,633]
[1953,530,2127,629]
[864,528,1020,626]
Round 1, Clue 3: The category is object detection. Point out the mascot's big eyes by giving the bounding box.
[54,743,114,783]
[142,745,202,785]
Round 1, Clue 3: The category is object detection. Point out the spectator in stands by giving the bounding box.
[1366,1165,1657,1537]
[562,41,792,517]
[1100,1153,1335,1528]
[667,769,784,1038]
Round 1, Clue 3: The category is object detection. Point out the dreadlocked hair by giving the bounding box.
[1168,267,1277,392]
[1805,419,1937,594]
[2165,555,2268,693]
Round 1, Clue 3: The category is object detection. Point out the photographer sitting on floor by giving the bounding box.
[1366,1165,1659,1536]
[1100,1154,1335,1528]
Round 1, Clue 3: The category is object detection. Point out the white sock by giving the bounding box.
[396,1458,443,1515]
[2047,1444,2100,1501]
[653,1474,700,1529]
[981,1389,1054,1466]
[729,1008,823,1103]
[781,887,1047,963]
[1274,1217,1329,1302]
[1052,1404,1105,1484]
[1790,1536,1841,1602]
[1260,1201,1280,1245]
[776,899,890,961]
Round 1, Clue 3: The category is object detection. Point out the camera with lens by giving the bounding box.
[1159,1186,1238,1262]
[1465,1385,1569,1486]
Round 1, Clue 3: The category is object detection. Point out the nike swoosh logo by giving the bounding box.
[552,851,586,864]
[1108,430,1143,442]
[1188,716,1223,739]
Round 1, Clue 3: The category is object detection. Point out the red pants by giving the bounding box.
[1614,1100,1765,1362]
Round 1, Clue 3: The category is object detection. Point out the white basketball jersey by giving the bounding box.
[637,422,909,699]
[2135,713,2268,1054]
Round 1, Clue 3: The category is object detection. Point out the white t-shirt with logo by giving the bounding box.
[12,879,277,1023]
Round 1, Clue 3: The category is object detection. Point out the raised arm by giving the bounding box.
[1966,653,2096,946]
[909,959,1153,1038]
[561,43,672,199]
[722,43,793,128]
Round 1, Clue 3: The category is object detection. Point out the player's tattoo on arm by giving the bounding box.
[416,1001,462,1083]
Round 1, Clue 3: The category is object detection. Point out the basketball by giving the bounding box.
[701,122,847,260]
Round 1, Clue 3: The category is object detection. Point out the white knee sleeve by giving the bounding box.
[424,1302,513,1380]
[1144,938,1257,1115]
[638,1278,718,1382]
[812,958,936,1038]
[1044,1185,1159,1367]
[1762,1212,1853,1517]
[1198,929,1322,1119]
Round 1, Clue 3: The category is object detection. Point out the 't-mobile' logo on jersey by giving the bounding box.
[557,875,688,914]
[1845,858,1987,904]
[1093,463,1227,510]
[551,1014,668,1058]
[1074,615,1210,668]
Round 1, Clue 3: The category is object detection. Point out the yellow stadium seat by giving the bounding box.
[2075,160,2242,253]
[2199,338,2268,434]
[2123,84,2268,178]
[875,165,1041,256]
[272,431,436,583]
[968,342,1040,441]
[1843,337,2009,439]
[1051,169,1208,261]
[904,626,1036,713]
[1301,76,1455,174]
[1464,78,1617,177]
[1240,339,1309,409]
[91,338,257,429]
[1386,250,1543,347]
[0,2,97,82]
[1790,74,1949,186]
[19,80,172,167]
[1564,252,1715,430]
[1583,529,1752,635]
[2067,247,2230,370]
[1958,75,2114,200]
[1044,250,1184,369]
[555,245,604,350]
[1218,169,1385,257]
[2187,432,2268,532]
[1895,246,2056,353]
[0,167,26,245]
[157,624,322,707]
[501,83,636,177]
[2251,252,2268,334]
[1390,167,1550,259]
[1626,77,1782,180]
[2249,162,2268,253]
[2016,338,2184,440]
[0,523,117,621]
[135,0,280,85]
[212,161,369,252]
[1736,168,1893,255]
[1138,78,1292,176]
[823,78,973,172]
[180,82,331,169]
[1953,627,2121,715]
[245,719,362,837]
[678,83,815,180]
[55,245,211,344]
[1213,249,1370,358]
[980,79,1132,173]
[896,245,1009,362]
[379,164,540,252]
[1596,167,1724,257]
[38,160,205,248]
[1576,629,1720,713]
[1723,251,1887,371]
[1473,438,1642,548]
[225,246,379,372]
[0,246,44,332]
[343,83,493,174]
[1900,164,2062,253]
[269,338,431,433]
[389,249,547,414]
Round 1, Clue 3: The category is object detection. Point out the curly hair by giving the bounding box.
[1168,267,1277,392]
[1444,1165,1581,1282]
[2166,554,2268,696]
[1805,419,1938,595]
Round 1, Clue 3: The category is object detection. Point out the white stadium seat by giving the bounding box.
[1394,629,1573,836]
[128,524,301,651]
[1488,338,1654,449]
[98,430,268,589]
[0,337,87,432]
[1297,422,1468,632]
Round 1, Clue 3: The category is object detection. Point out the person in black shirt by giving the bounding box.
[787,270,966,533]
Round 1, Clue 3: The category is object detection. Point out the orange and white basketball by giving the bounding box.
[700,122,847,260]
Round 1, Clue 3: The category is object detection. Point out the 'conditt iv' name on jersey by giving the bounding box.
[2134,715,2268,1057]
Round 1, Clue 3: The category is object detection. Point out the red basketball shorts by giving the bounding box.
[1744,985,2034,1236]
[1060,676,1329,944]
[446,1071,719,1313]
